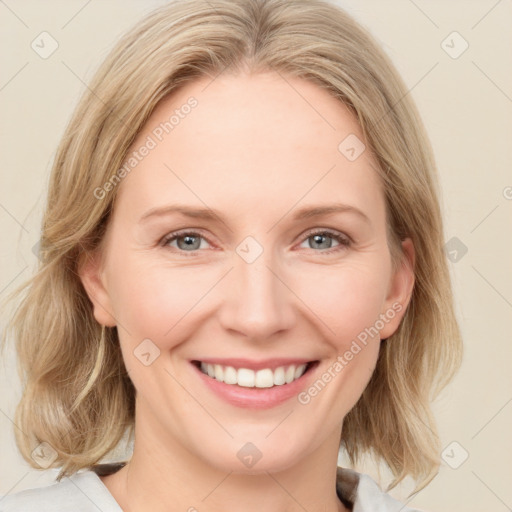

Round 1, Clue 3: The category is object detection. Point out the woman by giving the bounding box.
[0,0,462,510]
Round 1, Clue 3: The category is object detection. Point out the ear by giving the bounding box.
[378,237,415,340]
[78,250,117,327]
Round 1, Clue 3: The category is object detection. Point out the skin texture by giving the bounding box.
[79,71,415,512]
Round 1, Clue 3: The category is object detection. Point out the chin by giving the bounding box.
[191,431,312,475]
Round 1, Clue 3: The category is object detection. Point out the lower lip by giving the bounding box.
[191,362,317,409]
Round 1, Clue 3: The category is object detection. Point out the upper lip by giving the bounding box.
[191,358,316,371]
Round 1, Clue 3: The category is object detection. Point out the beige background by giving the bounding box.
[1,1,511,510]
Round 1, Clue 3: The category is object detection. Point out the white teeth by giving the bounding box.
[255,369,274,388]
[198,362,309,388]
[284,365,295,384]
[237,368,255,387]
[214,364,224,381]
[224,366,237,384]
[273,366,285,385]
[294,364,307,379]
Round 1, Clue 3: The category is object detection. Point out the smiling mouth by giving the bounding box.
[192,360,318,389]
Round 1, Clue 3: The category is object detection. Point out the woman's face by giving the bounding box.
[80,71,414,473]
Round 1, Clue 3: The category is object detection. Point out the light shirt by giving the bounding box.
[0,463,422,511]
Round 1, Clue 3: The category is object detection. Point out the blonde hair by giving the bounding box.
[2,0,462,492]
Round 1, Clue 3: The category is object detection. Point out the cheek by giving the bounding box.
[107,256,216,345]
[293,262,389,415]
[292,259,391,345]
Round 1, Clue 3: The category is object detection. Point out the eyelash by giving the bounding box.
[159,228,352,257]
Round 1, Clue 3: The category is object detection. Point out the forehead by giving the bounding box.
[113,71,385,225]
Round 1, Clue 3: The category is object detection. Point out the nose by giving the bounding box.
[218,242,296,341]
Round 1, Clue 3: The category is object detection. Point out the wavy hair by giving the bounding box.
[1,0,462,492]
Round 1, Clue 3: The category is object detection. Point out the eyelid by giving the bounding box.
[300,227,352,244]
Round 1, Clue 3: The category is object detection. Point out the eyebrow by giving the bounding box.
[138,202,371,225]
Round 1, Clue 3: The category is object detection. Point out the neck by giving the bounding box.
[101,402,349,512]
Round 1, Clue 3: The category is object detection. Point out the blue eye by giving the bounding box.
[160,229,351,256]
[299,230,351,255]
[161,231,209,252]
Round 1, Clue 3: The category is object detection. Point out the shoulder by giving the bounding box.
[0,468,123,512]
[336,467,425,512]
